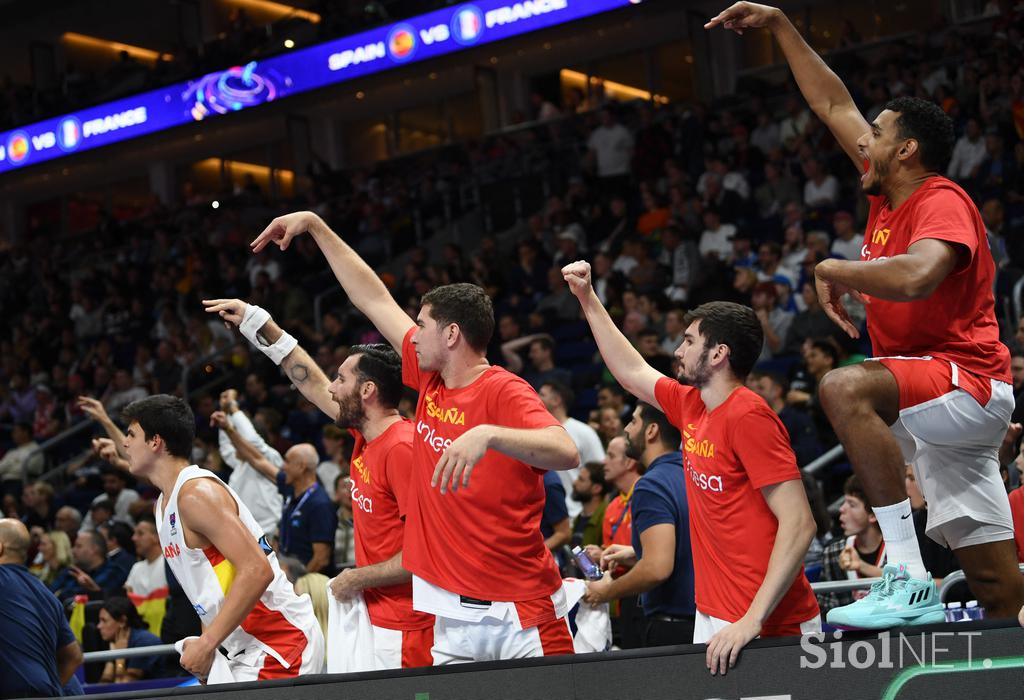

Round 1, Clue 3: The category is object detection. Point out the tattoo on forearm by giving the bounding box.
[288,364,310,384]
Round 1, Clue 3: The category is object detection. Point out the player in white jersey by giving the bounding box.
[121,395,324,682]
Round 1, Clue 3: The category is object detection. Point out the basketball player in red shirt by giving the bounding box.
[563,263,819,675]
[248,212,579,663]
[202,298,435,668]
[709,2,1024,627]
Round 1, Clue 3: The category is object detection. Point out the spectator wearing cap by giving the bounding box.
[0,519,83,699]
[552,224,586,269]
[1,423,43,500]
[752,281,794,362]
[830,211,862,261]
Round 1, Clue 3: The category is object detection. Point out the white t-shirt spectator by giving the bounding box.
[699,223,737,260]
[558,417,606,518]
[125,556,167,597]
[804,175,839,208]
[218,410,284,538]
[81,488,141,530]
[751,121,780,154]
[831,236,863,261]
[587,124,634,177]
[317,459,342,494]
[779,109,810,145]
[946,135,987,181]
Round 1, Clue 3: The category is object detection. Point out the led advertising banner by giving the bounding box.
[0,0,637,175]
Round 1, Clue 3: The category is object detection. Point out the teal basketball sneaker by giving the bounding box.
[826,564,946,630]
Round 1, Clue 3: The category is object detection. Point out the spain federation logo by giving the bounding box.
[387,23,417,62]
[57,117,82,151]
[451,5,483,45]
[6,131,29,164]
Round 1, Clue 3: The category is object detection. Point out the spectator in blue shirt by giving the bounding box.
[96,596,164,683]
[541,470,571,570]
[584,403,696,646]
[0,518,83,698]
[213,410,337,574]
[49,529,129,601]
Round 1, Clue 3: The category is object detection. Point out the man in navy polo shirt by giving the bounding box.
[49,529,129,601]
[213,411,337,574]
[1,518,83,698]
[583,403,696,646]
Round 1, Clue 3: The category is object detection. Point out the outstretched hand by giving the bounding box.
[250,211,323,253]
[704,2,780,35]
[202,299,247,328]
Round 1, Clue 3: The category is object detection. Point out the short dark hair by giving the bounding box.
[763,371,789,394]
[349,344,403,408]
[542,381,574,410]
[101,596,148,630]
[844,474,873,511]
[883,97,955,172]
[637,327,660,340]
[810,339,839,368]
[82,529,107,556]
[583,461,608,495]
[107,521,135,553]
[90,499,115,515]
[530,336,555,354]
[421,283,495,352]
[683,302,763,380]
[636,402,682,450]
[135,513,156,526]
[122,394,196,459]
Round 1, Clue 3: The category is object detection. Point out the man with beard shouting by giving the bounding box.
[562,265,819,676]
[204,299,434,668]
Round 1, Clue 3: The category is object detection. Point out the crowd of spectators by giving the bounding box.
[0,4,1023,688]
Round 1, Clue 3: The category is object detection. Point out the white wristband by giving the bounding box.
[238,304,297,366]
[260,332,298,366]
[239,304,271,346]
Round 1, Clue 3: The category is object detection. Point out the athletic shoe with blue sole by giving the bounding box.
[826,563,946,630]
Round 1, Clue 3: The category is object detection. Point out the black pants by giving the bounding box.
[642,615,695,648]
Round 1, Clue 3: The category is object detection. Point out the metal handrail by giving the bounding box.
[800,443,846,477]
[84,644,179,663]
[938,564,1024,604]
[809,577,880,594]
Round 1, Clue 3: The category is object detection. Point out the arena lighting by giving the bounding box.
[0,0,635,174]
[223,0,321,24]
[195,157,295,185]
[211,200,220,209]
[283,39,295,48]
[560,68,670,105]
[62,32,174,64]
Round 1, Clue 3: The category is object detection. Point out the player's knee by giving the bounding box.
[818,369,865,420]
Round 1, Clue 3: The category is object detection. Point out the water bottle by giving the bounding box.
[945,601,962,623]
[965,600,984,621]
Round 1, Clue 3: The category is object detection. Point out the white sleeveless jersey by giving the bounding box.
[155,465,318,667]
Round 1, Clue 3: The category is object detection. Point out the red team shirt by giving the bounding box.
[349,419,433,630]
[654,378,819,631]
[862,177,1010,383]
[400,328,564,602]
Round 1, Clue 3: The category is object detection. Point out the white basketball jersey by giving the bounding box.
[155,465,318,667]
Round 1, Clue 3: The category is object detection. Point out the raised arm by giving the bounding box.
[202,299,339,421]
[500,333,550,374]
[706,2,870,169]
[79,397,128,458]
[562,261,666,408]
[249,211,414,352]
[176,478,275,680]
[211,411,280,483]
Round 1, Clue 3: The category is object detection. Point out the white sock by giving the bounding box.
[872,498,928,580]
